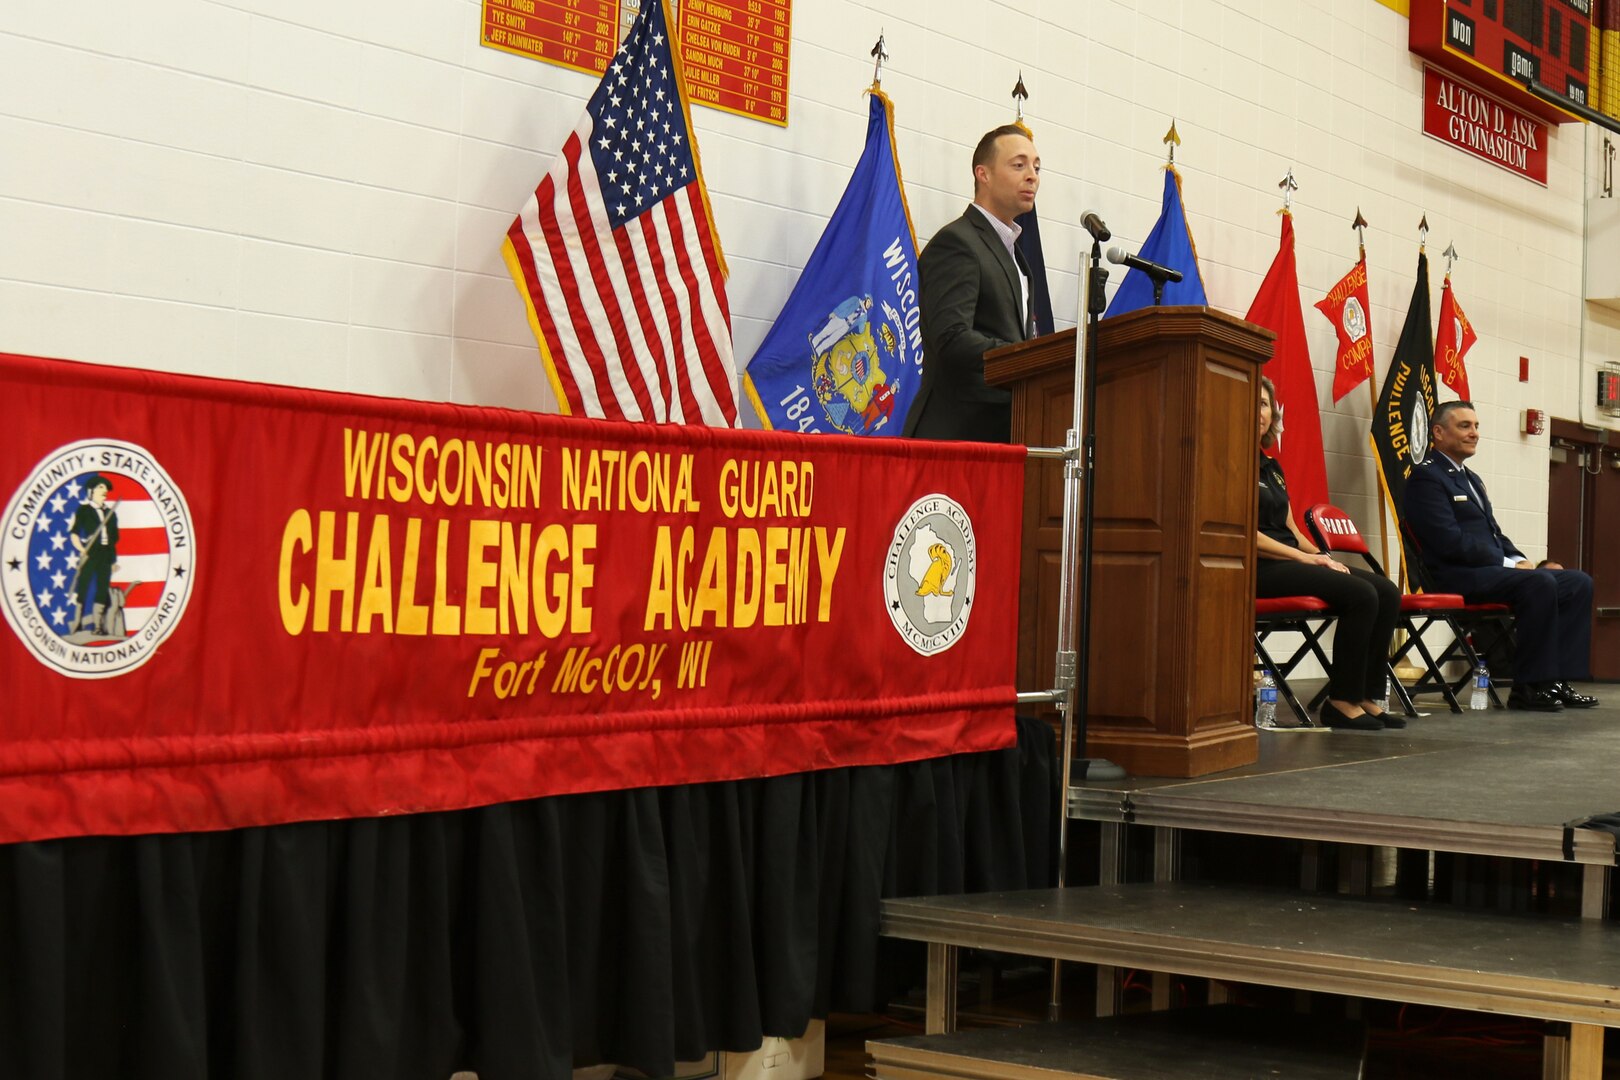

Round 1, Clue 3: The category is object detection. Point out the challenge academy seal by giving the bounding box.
[2,439,195,678]
[884,494,975,656]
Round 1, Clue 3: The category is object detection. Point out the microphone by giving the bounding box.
[1106,246,1183,284]
[1080,211,1111,243]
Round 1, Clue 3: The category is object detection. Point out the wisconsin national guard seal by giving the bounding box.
[1,439,196,679]
[884,494,976,655]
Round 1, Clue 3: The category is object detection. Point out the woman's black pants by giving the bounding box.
[1255,561,1401,702]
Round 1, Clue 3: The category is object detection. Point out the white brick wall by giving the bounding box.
[1,0,1612,559]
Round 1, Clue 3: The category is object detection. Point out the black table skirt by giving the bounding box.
[0,717,1057,1080]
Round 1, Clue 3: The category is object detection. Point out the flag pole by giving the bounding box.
[1353,209,1393,575]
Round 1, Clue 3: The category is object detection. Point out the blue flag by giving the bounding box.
[1104,166,1208,317]
[743,91,922,435]
[1016,205,1055,336]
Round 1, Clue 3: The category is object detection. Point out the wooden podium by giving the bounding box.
[985,306,1274,778]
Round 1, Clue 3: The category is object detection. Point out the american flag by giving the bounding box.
[503,0,739,426]
[25,474,172,644]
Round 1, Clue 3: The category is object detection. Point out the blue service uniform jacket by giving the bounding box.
[1402,452,1524,587]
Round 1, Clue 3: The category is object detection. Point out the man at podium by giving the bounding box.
[902,124,1040,443]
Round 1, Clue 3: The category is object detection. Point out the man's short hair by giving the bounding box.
[1431,399,1475,436]
[971,124,1030,188]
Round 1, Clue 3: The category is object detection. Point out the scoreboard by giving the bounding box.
[1410,0,1594,122]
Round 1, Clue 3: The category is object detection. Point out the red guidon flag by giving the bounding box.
[1434,275,1477,400]
[502,0,739,426]
[1315,256,1375,401]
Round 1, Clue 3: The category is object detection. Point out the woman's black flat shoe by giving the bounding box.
[1319,702,1383,730]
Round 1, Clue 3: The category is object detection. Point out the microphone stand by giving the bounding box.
[1047,232,1123,1024]
[1077,240,1121,784]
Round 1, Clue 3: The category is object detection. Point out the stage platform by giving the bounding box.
[1071,686,1620,870]
[873,687,1620,1080]
[869,1005,1365,1080]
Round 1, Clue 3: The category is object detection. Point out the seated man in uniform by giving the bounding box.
[1403,401,1597,711]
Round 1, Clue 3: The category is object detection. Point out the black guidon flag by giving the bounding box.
[1370,249,1437,587]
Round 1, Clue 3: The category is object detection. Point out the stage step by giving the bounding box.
[868,1006,1364,1080]
[881,882,1620,1032]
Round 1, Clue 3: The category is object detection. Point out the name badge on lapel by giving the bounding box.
[1453,495,1469,502]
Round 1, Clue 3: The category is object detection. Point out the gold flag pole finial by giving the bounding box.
[1418,213,1429,253]
[1278,167,1297,213]
[1163,119,1181,165]
[1443,241,1458,280]
[1012,72,1028,123]
[869,32,888,89]
[1351,207,1368,260]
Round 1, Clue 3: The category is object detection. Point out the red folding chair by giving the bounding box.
[1254,597,1336,727]
[1397,517,1516,706]
[1304,504,1502,712]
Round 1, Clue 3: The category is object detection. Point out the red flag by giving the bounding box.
[1247,212,1328,531]
[1434,276,1477,400]
[1315,256,1376,401]
[502,0,740,426]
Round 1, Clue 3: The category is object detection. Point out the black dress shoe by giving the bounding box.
[1319,702,1383,730]
[1374,711,1408,729]
[1553,682,1599,709]
[1507,684,1564,712]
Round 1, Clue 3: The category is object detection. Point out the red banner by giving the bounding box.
[0,354,1024,843]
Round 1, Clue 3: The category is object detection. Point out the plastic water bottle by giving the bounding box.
[1255,672,1278,729]
[1470,663,1490,711]
[1375,675,1391,714]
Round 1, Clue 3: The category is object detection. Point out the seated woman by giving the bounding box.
[1255,376,1402,730]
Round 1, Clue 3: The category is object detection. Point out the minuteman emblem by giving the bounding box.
[1,440,196,678]
[884,494,976,656]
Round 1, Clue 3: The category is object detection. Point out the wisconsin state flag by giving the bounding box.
[1246,211,1327,531]
[1315,257,1375,401]
[743,89,921,435]
[1434,275,1477,400]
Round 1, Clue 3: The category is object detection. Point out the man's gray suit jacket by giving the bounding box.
[902,206,1031,442]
